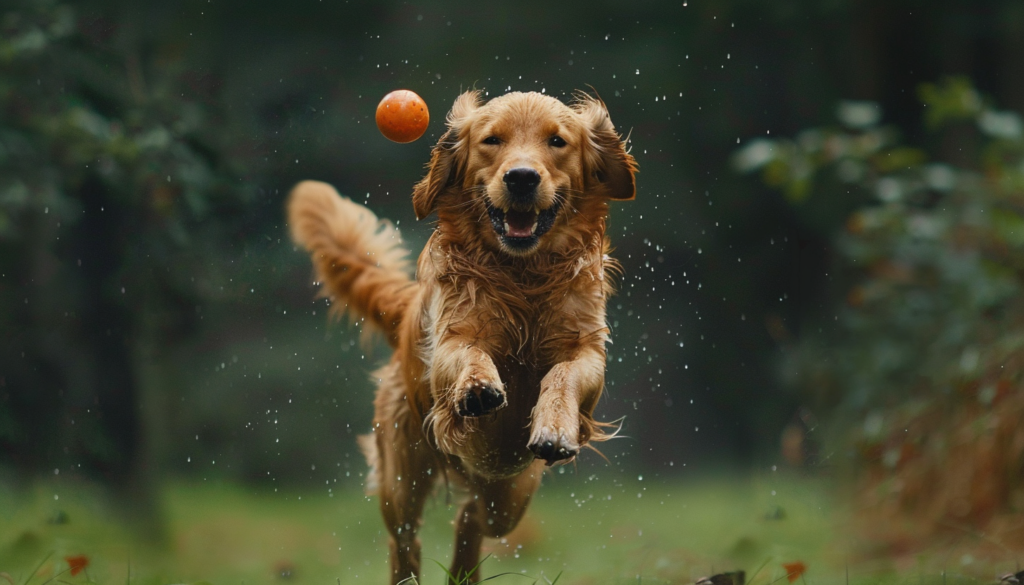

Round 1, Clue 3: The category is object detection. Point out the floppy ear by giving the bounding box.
[412,90,482,219]
[577,94,638,201]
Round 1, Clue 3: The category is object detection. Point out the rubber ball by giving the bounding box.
[375,89,429,143]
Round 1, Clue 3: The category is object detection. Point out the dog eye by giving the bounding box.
[483,136,501,145]
[548,135,567,148]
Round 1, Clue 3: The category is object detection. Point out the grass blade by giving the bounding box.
[22,552,54,585]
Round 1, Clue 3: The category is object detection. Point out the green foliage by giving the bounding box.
[0,0,256,477]
[917,77,985,130]
[0,0,254,291]
[734,77,1024,435]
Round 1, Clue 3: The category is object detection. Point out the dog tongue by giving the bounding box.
[505,209,537,237]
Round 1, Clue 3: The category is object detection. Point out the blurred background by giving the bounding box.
[2,0,1024,583]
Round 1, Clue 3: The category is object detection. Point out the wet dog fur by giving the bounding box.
[287,90,636,584]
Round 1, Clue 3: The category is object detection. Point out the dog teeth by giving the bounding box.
[534,205,541,215]
[503,221,511,234]
[530,221,538,235]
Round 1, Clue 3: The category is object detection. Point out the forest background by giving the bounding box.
[2,0,1024,549]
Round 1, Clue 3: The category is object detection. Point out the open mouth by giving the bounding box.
[486,199,562,251]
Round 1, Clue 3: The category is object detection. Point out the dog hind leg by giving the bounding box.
[370,362,436,585]
[449,462,543,583]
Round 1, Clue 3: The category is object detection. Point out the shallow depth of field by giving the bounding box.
[3,473,1021,585]
[3,1,1024,584]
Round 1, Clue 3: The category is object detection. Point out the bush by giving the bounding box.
[735,78,1024,537]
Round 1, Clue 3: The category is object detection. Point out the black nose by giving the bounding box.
[503,167,541,200]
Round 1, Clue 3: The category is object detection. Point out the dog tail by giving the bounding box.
[287,180,415,347]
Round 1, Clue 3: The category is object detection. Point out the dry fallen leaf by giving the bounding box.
[66,555,90,577]
[782,561,807,583]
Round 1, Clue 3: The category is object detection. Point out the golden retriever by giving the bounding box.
[287,90,636,584]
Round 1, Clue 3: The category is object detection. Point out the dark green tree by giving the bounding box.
[0,1,255,531]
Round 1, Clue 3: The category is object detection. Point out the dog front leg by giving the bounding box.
[528,345,605,464]
[428,340,506,452]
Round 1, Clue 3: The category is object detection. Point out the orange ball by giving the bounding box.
[375,89,429,143]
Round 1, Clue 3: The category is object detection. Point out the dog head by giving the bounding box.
[413,90,637,256]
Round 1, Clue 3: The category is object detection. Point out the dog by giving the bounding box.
[287,90,636,584]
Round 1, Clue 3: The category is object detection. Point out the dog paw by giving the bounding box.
[456,381,507,417]
[528,427,579,465]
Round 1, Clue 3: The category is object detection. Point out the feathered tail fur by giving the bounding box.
[287,181,415,347]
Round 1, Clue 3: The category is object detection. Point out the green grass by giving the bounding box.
[0,472,1017,585]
